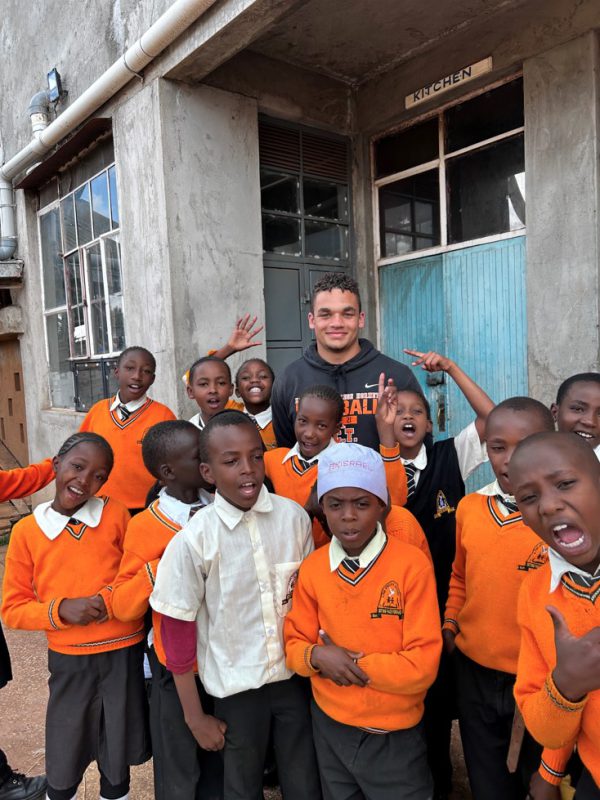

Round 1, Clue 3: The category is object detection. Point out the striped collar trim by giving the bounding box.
[487,495,522,527]
[147,500,181,533]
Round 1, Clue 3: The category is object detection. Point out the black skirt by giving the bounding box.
[0,622,12,690]
[46,641,150,790]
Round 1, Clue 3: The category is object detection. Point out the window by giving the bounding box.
[375,78,525,260]
[40,164,124,410]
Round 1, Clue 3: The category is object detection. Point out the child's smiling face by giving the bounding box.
[236,360,273,414]
[510,433,600,574]
[552,381,600,450]
[187,361,233,421]
[294,396,340,460]
[114,351,155,404]
[52,442,112,516]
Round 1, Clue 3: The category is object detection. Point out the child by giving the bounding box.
[79,346,176,513]
[443,398,567,800]
[551,372,600,457]
[111,421,221,800]
[1,432,149,800]
[186,356,236,430]
[235,358,277,450]
[0,459,56,800]
[284,442,441,800]
[149,411,321,800]
[375,350,492,797]
[511,432,600,799]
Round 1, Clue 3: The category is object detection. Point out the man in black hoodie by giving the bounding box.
[271,273,420,450]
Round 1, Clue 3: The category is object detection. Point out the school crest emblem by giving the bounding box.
[434,490,455,519]
[517,542,548,572]
[281,570,299,608]
[371,581,404,619]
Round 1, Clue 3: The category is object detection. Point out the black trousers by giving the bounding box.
[0,749,10,784]
[454,648,541,800]
[423,649,455,795]
[148,647,223,800]
[576,766,600,799]
[212,675,321,800]
[311,701,433,800]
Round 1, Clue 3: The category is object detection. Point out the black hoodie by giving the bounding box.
[271,338,421,450]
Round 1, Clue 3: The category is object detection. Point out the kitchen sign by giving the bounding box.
[405,57,493,109]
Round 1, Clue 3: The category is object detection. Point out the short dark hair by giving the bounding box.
[57,432,114,472]
[142,420,198,478]
[487,396,555,432]
[511,430,600,477]
[397,389,432,421]
[189,355,232,384]
[310,273,361,312]
[117,346,156,372]
[298,384,345,424]
[200,409,259,462]
[235,358,275,386]
[556,372,600,404]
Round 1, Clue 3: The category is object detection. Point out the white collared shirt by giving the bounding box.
[329,522,386,572]
[157,487,214,528]
[109,391,148,414]
[150,485,313,698]
[548,548,600,592]
[477,478,518,518]
[33,496,105,541]
[401,421,487,488]
[282,438,337,466]
[245,406,273,431]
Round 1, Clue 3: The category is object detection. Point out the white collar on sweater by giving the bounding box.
[329,522,386,571]
[157,486,214,527]
[33,496,105,541]
[282,438,337,465]
[109,391,148,413]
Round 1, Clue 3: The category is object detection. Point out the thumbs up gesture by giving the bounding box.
[548,605,600,702]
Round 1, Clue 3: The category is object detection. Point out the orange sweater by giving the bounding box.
[0,459,54,502]
[384,505,431,561]
[80,397,176,509]
[112,500,180,665]
[515,563,600,787]
[285,536,441,731]
[379,444,409,507]
[1,498,143,655]
[443,493,548,674]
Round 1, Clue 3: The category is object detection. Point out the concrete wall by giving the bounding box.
[524,31,600,404]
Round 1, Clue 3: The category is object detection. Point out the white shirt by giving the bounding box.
[282,438,337,466]
[595,444,600,461]
[150,486,313,698]
[245,406,273,431]
[477,479,518,518]
[401,420,488,488]
[109,392,148,414]
[33,496,105,541]
[157,486,214,528]
[329,523,386,571]
[548,548,600,592]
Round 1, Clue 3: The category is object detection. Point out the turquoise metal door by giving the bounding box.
[380,236,527,489]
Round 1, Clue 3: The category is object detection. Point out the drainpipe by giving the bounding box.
[0,0,218,260]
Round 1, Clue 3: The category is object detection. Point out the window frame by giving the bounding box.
[372,73,525,266]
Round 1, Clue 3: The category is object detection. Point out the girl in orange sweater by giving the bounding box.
[1,432,149,800]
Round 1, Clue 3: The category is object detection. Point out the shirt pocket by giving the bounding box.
[273,561,301,618]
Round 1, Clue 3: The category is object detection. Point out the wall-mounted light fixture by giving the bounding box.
[47,68,67,103]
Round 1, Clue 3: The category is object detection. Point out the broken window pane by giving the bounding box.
[379,170,440,257]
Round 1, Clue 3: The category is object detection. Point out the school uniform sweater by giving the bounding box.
[112,500,181,666]
[0,458,54,502]
[443,493,549,674]
[382,439,465,612]
[515,562,600,788]
[1,497,143,655]
[80,396,176,509]
[384,505,431,561]
[285,531,441,731]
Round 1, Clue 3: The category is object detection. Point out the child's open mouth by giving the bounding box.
[552,523,590,555]
[401,423,416,436]
[574,430,595,441]
[238,482,257,497]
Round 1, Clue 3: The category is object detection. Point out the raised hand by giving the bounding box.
[404,349,453,373]
[310,630,370,687]
[226,314,264,354]
[548,605,600,701]
[58,595,108,625]
[375,372,398,447]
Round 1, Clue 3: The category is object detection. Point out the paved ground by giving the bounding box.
[0,545,471,798]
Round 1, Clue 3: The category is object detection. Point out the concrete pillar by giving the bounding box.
[524,32,600,404]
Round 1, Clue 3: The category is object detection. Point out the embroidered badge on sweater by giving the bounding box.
[371,581,404,619]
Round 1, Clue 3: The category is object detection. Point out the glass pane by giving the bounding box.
[447,135,525,244]
[262,214,301,256]
[91,302,109,354]
[375,117,439,178]
[86,243,104,301]
[40,209,66,308]
[66,253,83,306]
[108,166,119,228]
[105,236,122,295]
[73,361,104,413]
[91,172,111,237]
[379,170,440,257]
[445,79,523,152]
[110,297,126,352]
[260,170,300,214]
[303,179,348,221]
[75,182,92,245]
[60,195,77,251]
[71,304,88,357]
[46,312,72,408]
[305,221,348,260]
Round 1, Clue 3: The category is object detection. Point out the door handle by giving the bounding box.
[437,392,446,432]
